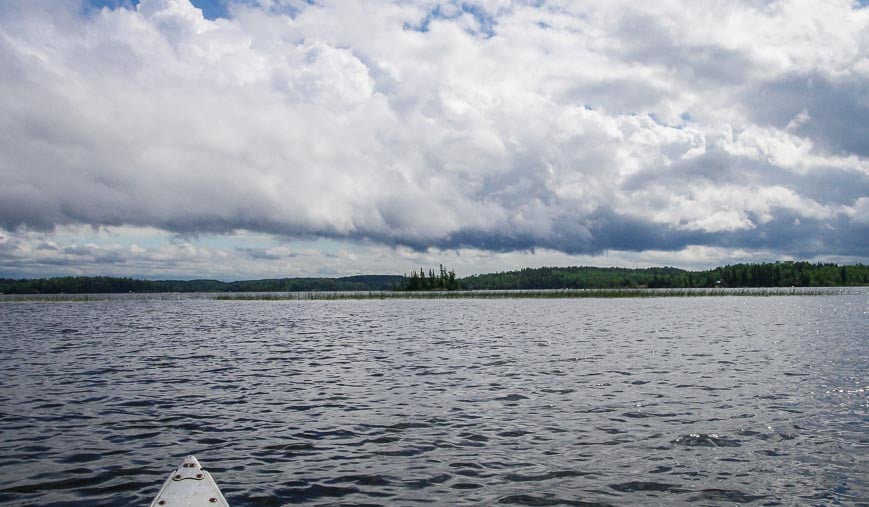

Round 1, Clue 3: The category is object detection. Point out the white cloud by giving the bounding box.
[0,0,866,277]
[0,224,836,279]
[844,197,869,224]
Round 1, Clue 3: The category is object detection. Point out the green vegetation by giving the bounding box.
[462,266,683,290]
[460,262,869,290]
[395,265,460,291]
[0,275,403,294]
[0,262,866,295]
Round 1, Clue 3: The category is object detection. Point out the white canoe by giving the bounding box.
[150,456,229,507]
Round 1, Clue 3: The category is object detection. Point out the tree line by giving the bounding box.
[459,262,869,290]
[395,265,460,291]
[0,275,403,294]
[0,262,866,294]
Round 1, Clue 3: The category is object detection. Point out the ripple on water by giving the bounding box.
[671,433,742,447]
[0,296,866,505]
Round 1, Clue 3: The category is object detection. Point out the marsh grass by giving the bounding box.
[2,287,860,302]
[214,287,858,301]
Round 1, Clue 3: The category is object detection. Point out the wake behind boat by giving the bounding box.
[150,456,228,507]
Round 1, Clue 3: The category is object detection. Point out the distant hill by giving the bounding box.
[0,262,866,294]
[461,266,685,290]
[459,262,869,290]
[0,275,404,294]
[223,275,404,292]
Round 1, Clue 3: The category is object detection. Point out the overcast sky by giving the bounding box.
[1,0,867,279]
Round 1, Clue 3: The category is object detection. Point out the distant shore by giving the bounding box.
[1,261,867,295]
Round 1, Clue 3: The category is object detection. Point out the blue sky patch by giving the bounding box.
[84,0,230,19]
[404,2,497,37]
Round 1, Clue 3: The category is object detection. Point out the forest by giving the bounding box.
[0,275,403,294]
[0,262,866,294]
[459,262,869,290]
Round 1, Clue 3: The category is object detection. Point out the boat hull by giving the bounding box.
[150,456,229,507]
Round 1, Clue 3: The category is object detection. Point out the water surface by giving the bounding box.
[0,296,866,505]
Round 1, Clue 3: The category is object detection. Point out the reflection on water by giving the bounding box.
[0,296,866,505]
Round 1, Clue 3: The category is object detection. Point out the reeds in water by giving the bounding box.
[214,286,859,301]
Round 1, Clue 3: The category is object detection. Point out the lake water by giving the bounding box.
[0,295,866,506]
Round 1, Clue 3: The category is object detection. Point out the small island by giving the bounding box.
[396,265,460,291]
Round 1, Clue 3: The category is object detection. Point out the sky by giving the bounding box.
[0,0,867,280]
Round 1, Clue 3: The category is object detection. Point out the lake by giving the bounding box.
[0,295,866,505]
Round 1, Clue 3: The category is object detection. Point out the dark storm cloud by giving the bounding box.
[744,75,869,157]
[375,205,858,260]
[717,213,869,259]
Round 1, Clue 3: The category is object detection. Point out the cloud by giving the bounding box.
[3,224,863,280]
[0,0,867,278]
